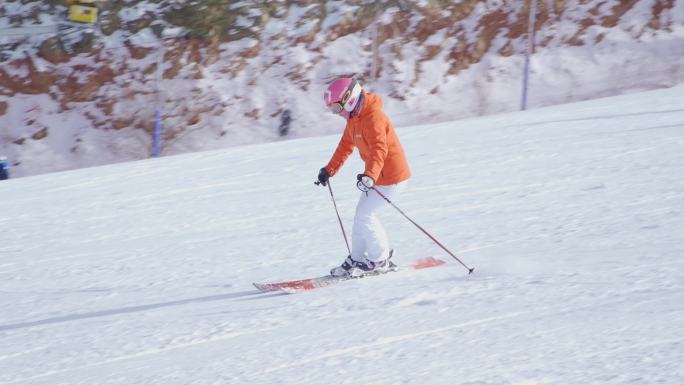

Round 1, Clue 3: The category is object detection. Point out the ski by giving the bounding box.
[253,256,446,294]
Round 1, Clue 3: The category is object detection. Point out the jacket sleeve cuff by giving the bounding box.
[364,170,379,182]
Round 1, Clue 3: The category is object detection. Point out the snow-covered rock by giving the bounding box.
[1,1,683,177]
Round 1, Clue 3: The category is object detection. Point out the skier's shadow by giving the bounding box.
[0,289,281,333]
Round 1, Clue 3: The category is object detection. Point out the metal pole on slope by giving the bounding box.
[371,15,378,88]
[370,187,474,274]
[521,0,537,111]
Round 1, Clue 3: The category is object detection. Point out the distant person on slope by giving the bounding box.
[316,77,411,277]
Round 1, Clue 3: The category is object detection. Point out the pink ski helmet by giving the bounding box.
[323,77,363,119]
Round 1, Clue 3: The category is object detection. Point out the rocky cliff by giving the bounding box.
[1,0,683,177]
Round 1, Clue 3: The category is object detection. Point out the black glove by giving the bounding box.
[356,174,374,192]
[317,167,330,186]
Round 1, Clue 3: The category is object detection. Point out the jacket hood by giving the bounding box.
[356,92,382,119]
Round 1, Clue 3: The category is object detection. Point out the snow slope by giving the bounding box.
[1,86,683,384]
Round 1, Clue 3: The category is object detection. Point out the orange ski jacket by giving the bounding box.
[325,92,411,186]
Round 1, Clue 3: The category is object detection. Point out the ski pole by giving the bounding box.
[315,180,352,256]
[371,187,474,274]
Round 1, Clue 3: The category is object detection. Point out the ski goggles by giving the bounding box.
[328,89,352,114]
[327,80,361,114]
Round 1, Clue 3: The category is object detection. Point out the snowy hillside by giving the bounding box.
[1,86,683,384]
[2,1,684,178]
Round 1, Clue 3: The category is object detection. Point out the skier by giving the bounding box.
[278,108,292,137]
[317,77,411,277]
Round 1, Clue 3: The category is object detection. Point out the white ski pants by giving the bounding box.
[351,181,408,262]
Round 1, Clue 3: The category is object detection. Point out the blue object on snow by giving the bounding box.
[152,110,162,157]
[0,157,9,180]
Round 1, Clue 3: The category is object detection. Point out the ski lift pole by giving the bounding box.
[315,180,352,256]
[520,0,537,111]
[371,187,474,274]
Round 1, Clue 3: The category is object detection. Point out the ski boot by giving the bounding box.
[330,255,362,277]
[331,250,397,278]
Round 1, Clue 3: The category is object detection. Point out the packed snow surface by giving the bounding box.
[1,87,683,384]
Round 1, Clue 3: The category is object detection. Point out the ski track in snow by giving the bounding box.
[1,87,683,384]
